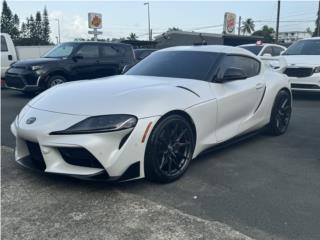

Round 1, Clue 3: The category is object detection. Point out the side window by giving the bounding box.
[272,47,284,56]
[76,45,99,58]
[261,46,272,56]
[1,36,8,52]
[219,55,260,79]
[101,45,125,58]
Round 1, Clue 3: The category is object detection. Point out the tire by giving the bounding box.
[145,114,195,183]
[268,90,292,136]
[46,75,66,89]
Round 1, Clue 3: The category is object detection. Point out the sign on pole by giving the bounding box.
[88,12,102,41]
[223,12,237,35]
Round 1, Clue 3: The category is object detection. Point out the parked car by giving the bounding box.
[239,42,287,57]
[5,41,135,94]
[281,37,320,93]
[1,33,53,82]
[134,48,157,61]
[11,45,292,183]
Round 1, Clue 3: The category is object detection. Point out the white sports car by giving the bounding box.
[11,46,292,183]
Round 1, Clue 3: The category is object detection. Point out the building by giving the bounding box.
[154,30,263,49]
[278,31,312,44]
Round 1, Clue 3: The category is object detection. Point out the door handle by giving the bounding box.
[256,83,264,90]
[8,55,12,61]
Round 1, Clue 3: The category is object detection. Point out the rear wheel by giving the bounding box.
[46,75,66,89]
[145,114,195,183]
[268,90,292,136]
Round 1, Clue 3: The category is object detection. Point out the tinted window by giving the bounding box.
[44,43,76,58]
[126,51,220,81]
[1,36,8,52]
[272,47,284,56]
[284,39,320,55]
[239,46,263,55]
[134,49,155,60]
[77,45,99,58]
[101,45,125,57]
[261,46,272,56]
[219,55,260,79]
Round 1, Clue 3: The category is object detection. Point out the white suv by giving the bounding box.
[281,37,320,93]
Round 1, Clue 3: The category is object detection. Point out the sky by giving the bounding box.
[4,0,319,42]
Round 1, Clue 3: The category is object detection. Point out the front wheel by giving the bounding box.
[145,114,195,183]
[268,90,292,136]
[46,75,66,89]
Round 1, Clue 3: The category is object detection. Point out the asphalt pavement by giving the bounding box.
[1,89,320,240]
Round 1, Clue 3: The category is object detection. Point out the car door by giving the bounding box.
[71,43,100,80]
[210,55,265,142]
[98,44,125,77]
[1,35,14,77]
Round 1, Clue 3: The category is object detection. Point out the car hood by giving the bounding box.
[12,58,61,67]
[28,75,211,118]
[281,55,320,67]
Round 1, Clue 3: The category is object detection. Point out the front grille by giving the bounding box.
[58,147,104,169]
[26,141,46,170]
[291,83,320,89]
[284,68,314,78]
[5,75,25,88]
[24,73,38,85]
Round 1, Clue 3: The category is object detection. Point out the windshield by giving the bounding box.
[283,39,320,55]
[126,51,220,81]
[239,45,263,55]
[44,43,77,58]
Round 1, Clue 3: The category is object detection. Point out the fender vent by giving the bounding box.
[176,86,200,97]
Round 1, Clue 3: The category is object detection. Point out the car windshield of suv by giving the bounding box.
[283,39,320,55]
[239,45,263,55]
[126,51,220,81]
[44,43,76,58]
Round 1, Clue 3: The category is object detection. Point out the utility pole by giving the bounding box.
[238,16,242,36]
[55,18,61,43]
[275,0,281,42]
[144,2,151,41]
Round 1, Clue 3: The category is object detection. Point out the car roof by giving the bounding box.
[158,45,257,57]
[239,43,285,47]
[63,41,132,47]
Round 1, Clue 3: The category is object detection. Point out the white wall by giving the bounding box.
[16,45,55,60]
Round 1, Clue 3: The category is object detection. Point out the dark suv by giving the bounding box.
[5,42,135,93]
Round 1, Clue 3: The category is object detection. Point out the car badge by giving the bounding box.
[26,117,36,124]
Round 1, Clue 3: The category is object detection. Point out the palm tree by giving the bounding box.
[241,18,255,35]
[127,32,138,40]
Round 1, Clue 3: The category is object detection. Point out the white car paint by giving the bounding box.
[11,45,291,181]
[281,37,320,93]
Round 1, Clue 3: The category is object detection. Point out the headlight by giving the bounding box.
[50,115,138,135]
[31,65,43,71]
[313,66,320,74]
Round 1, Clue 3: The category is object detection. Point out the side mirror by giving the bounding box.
[72,55,83,61]
[122,64,133,74]
[262,53,272,57]
[219,67,247,82]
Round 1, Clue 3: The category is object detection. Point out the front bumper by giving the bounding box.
[11,106,159,181]
[289,74,320,93]
[5,67,42,92]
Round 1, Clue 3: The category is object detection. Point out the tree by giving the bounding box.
[168,27,182,31]
[252,25,275,43]
[34,11,42,43]
[1,0,20,41]
[241,18,255,35]
[313,0,320,37]
[127,32,138,40]
[41,7,50,44]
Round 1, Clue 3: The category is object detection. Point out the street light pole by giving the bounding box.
[55,18,61,43]
[275,0,281,42]
[144,2,151,41]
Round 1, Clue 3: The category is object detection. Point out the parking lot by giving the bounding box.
[1,89,320,240]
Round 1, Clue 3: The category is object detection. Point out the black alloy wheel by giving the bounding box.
[268,90,292,136]
[145,114,195,183]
